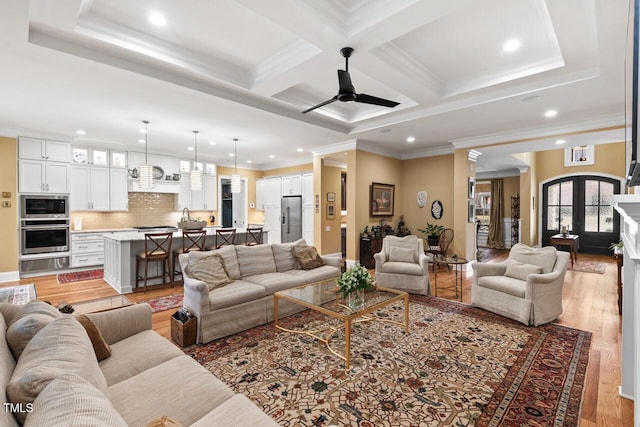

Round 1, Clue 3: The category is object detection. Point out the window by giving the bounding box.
[584,180,614,232]
[205,163,216,175]
[179,160,191,173]
[546,180,573,231]
[564,145,594,166]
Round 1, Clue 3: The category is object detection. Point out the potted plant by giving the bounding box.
[418,223,444,247]
[609,241,623,255]
[336,264,375,311]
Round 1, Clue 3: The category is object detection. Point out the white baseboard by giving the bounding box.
[619,385,634,400]
[0,271,20,283]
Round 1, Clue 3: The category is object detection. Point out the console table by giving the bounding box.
[550,234,579,266]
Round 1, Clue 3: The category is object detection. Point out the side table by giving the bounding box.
[550,234,579,266]
[433,255,468,301]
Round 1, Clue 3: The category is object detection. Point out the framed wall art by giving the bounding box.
[431,200,443,219]
[468,200,475,223]
[370,182,395,216]
[327,202,336,219]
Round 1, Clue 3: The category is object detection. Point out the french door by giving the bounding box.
[542,176,620,255]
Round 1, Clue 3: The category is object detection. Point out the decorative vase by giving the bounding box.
[347,288,365,311]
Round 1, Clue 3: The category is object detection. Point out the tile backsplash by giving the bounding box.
[70,193,215,230]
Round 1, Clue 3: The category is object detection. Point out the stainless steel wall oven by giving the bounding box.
[20,218,70,255]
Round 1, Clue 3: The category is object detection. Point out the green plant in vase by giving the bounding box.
[336,264,375,311]
[418,223,444,246]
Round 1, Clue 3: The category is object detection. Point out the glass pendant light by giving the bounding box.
[231,138,241,193]
[139,120,154,189]
[190,130,202,191]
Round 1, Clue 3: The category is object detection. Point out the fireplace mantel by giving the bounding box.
[611,195,640,414]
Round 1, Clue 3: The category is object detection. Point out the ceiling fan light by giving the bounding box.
[231,174,241,193]
[190,169,202,191]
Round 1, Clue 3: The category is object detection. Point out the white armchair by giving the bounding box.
[471,243,569,326]
[373,235,431,296]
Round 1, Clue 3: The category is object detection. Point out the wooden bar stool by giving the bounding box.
[245,227,263,246]
[173,229,207,281]
[208,228,236,250]
[136,232,173,292]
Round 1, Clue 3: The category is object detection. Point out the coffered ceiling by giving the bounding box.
[0,0,629,171]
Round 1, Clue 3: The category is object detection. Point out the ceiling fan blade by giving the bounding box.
[302,96,338,114]
[354,93,400,108]
[337,70,355,94]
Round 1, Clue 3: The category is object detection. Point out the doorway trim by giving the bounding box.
[537,171,625,247]
[218,174,249,229]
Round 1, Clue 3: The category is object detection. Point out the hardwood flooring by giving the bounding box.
[1,250,633,426]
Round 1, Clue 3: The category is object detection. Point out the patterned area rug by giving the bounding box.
[0,284,36,305]
[57,268,104,284]
[138,294,183,313]
[184,296,591,426]
[567,261,606,274]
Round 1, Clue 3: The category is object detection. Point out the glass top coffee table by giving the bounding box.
[72,295,133,315]
[274,279,409,370]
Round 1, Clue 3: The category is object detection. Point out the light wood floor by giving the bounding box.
[1,250,633,426]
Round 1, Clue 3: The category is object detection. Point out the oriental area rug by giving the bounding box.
[56,268,104,284]
[138,294,184,313]
[566,261,607,274]
[184,296,591,426]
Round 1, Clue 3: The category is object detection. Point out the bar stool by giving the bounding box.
[173,229,207,282]
[208,228,236,250]
[245,227,263,246]
[136,232,173,292]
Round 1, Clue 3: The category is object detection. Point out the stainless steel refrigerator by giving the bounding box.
[281,196,302,243]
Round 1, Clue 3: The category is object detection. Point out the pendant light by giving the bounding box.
[231,138,241,193]
[139,120,154,189]
[190,130,202,191]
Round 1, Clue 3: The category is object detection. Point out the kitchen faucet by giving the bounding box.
[182,207,191,222]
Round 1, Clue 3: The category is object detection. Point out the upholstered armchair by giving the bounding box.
[373,235,431,296]
[471,243,569,326]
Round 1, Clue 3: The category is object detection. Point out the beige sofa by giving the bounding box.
[179,240,341,344]
[471,243,569,326]
[0,301,279,427]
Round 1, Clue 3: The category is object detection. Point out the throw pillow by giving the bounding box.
[271,243,297,272]
[509,243,557,273]
[75,314,112,361]
[24,374,127,427]
[185,253,232,291]
[235,245,278,277]
[504,260,544,281]
[6,301,62,360]
[7,317,108,424]
[293,246,325,270]
[389,246,416,263]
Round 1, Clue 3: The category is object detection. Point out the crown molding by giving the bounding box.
[400,145,454,159]
[450,113,624,149]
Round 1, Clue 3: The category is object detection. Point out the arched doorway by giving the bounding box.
[541,175,620,254]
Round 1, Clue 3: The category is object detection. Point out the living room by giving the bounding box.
[0,0,637,425]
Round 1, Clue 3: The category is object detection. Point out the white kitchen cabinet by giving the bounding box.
[255,178,265,211]
[177,174,217,211]
[281,175,302,196]
[302,173,314,245]
[70,165,109,211]
[19,159,69,193]
[302,173,313,205]
[71,232,105,268]
[109,168,128,211]
[19,137,70,163]
[176,176,191,211]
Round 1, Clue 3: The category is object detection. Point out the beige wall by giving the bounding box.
[0,137,18,275]
[535,142,626,183]
[320,162,342,254]
[400,154,454,243]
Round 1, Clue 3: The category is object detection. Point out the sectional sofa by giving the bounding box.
[179,239,342,344]
[0,301,279,426]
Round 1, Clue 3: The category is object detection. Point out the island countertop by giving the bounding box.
[103,227,260,242]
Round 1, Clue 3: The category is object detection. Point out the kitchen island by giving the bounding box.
[103,228,268,294]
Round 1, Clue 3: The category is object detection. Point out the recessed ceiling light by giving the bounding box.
[406,136,415,143]
[149,11,167,27]
[209,141,216,145]
[246,160,252,164]
[555,139,566,145]
[269,154,275,158]
[138,139,145,144]
[297,148,303,152]
[139,129,146,134]
[76,129,86,135]
[187,147,194,151]
[503,39,521,53]
[545,110,558,118]
[229,153,234,157]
